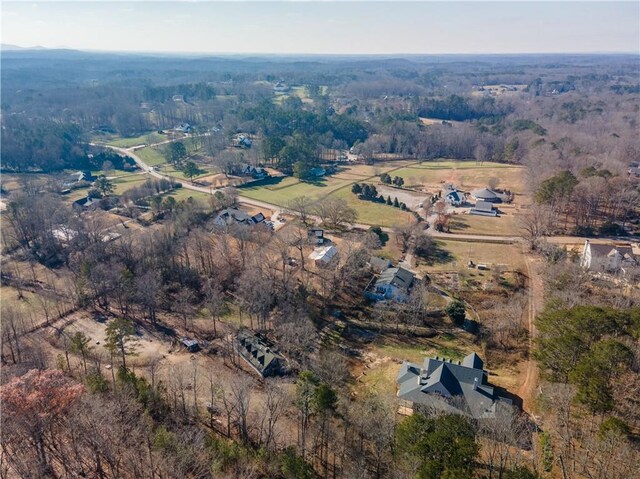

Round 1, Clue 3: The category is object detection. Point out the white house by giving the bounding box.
[580,240,637,273]
[309,245,338,266]
[445,190,464,206]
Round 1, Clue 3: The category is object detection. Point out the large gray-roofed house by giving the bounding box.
[397,352,513,419]
[214,208,266,227]
[471,188,501,203]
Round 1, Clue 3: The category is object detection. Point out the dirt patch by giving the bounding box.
[195,174,247,188]
[376,185,427,210]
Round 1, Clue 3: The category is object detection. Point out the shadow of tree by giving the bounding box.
[418,240,454,265]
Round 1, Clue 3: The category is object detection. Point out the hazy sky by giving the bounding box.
[2,1,639,54]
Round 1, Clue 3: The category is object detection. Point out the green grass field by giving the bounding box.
[166,188,210,202]
[238,175,355,205]
[156,163,212,181]
[112,174,150,195]
[104,132,168,148]
[332,188,414,227]
[237,162,420,227]
[135,147,167,167]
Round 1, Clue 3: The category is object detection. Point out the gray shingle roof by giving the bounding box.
[236,331,284,377]
[397,353,511,419]
[376,266,415,290]
[589,243,634,258]
[473,200,494,212]
[471,188,499,200]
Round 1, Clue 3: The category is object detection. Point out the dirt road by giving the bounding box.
[518,247,543,413]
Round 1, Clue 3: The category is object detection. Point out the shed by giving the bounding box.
[469,200,497,217]
[309,245,338,266]
[180,338,200,353]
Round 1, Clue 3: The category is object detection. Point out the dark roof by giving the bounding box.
[462,352,484,369]
[588,243,634,258]
[471,188,499,200]
[251,212,265,223]
[216,208,265,226]
[376,266,415,290]
[236,331,284,377]
[397,352,511,419]
[446,191,463,202]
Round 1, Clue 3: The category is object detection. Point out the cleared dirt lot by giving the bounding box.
[376,185,427,210]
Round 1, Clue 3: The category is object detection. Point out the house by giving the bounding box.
[239,164,268,179]
[397,352,513,419]
[580,240,637,273]
[469,200,498,217]
[214,208,266,227]
[470,188,501,203]
[308,227,325,245]
[308,167,327,178]
[236,330,285,377]
[309,245,338,266]
[72,196,98,211]
[180,338,200,353]
[273,82,289,93]
[232,134,252,148]
[174,123,192,133]
[368,266,415,302]
[369,256,392,273]
[52,227,78,243]
[445,190,464,206]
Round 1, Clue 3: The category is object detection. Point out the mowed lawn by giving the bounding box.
[237,161,420,226]
[238,175,355,205]
[331,188,414,227]
[112,174,150,195]
[166,188,211,203]
[391,160,526,194]
[238,175,414,227]
[135,147,167,166]
[156,163,212,181]
[105,132,168,148]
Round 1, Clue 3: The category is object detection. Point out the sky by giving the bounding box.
[2,1,639,55]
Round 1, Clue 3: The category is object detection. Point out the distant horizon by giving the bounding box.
[2,43,639,57]
[2,2,639,55]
